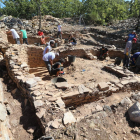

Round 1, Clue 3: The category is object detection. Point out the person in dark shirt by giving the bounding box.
[99,46,108,60]
[51,58,65,76]
[69,35,77,45]
[130,52,140,66]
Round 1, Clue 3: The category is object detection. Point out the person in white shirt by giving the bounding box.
[43,40,55,56]
[43,52,59,75]
[57,23,62,39]
[7,27,20,44]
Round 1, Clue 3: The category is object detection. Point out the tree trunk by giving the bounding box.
[39,2,41,30]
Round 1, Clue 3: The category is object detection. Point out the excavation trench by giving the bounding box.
[3,40,140,139]
[0,53,43,139]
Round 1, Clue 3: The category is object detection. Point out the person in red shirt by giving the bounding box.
[38,30,44,36]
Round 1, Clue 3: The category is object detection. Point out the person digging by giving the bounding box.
[130,52,140,67]
[43,40,55,56]
[98,46,108,60]
[51,58,65,77]
[43,51,59,75]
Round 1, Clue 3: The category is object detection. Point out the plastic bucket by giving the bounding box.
[68,55,76,63]
[51,77,67,84]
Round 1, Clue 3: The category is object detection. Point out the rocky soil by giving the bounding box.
[1,15,140,140]
[0,66,42,140]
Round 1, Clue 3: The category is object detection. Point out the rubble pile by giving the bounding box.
[0,15,82,36]
[109,18,138,30]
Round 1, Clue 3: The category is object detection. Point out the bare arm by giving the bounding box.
[45,48,49,54]
[50,59,53,66]
[6,31,11,34]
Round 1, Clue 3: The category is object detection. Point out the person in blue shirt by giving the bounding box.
[123,30,137,68]
[130,52,140,66]
[127,31,137,41]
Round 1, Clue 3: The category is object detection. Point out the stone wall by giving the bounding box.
[7,34,50,45]
[0,79,13,140]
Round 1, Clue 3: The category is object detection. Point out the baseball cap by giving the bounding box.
[133,30,136,33]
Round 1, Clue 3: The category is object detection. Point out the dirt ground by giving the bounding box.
[29,58,117,85]
[44,90,140,140]
[1,70,42,140]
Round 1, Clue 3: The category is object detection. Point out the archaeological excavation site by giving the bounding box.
[0,15,140,140]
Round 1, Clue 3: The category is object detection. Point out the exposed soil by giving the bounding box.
[29,58,117,85]
[1,66,42,140]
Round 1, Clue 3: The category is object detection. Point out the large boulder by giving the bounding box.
[128,102,140,123]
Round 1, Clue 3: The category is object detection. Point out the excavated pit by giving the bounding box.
[3,29,140,139]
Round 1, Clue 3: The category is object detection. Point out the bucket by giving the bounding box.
[54,43,57,48]
[68,55,76,63]
[51,77,67,84]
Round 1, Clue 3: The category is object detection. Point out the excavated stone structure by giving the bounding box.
[0,26,140,138]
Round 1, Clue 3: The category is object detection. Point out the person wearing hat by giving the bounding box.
[99,46,108,60]
[123,31,137,68]
[43,52,59,75]
[51,58,65,76]
[125,30,137,42]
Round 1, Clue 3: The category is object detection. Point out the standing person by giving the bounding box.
[20,27,28,45]
[43,52,59,75]
[123,31,137,68]
[7,27,20,44]
[43,40,55,56]
[57,23,62,39]
[68,34,77,45]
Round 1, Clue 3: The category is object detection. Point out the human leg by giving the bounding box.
[16,38,20,44]
[123,54,127,67]
[60,32,62,39]
[125,55,129,67]
[25,38,29,45]
[44,61,52,75]
[57,31,60,38]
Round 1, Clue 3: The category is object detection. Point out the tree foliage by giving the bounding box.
[0,0,140,24]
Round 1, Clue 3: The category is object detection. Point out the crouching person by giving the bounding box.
[51,59,65,77]
[43,52,59,75]
[130,52,140,67]
[99,46,108,60]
